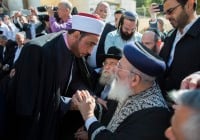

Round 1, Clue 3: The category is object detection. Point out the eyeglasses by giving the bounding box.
[116,61,139,76]
[163,4,181,15]
[102,61,118,67]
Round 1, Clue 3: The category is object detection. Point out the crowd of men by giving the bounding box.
[0,0,200,140]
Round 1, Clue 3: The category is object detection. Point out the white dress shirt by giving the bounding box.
[167,18,197,66]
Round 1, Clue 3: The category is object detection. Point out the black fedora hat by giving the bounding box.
[98,46,122,65]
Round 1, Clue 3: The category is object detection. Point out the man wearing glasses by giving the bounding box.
[94,46,122,99]
[72,42,171,140]
[157,0,200,93]
[74,46,122,140]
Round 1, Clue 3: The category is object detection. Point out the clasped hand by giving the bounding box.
[72,90,95,121]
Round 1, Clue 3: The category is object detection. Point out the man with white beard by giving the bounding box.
[73,41,171,140]
[93,46,122,100]
[74,47,122,140]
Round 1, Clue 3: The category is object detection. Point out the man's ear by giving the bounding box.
[130,74,141,87]
[66,8,70,13]
[187,0,195,10]
[71,31,81,42]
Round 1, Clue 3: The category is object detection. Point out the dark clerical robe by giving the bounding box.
[5,31,77,140]
[88,82,171,140]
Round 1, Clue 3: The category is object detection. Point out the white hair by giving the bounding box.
[183,113,200,140]
[131,65,156,82]
[60,0,73,12]
[107,78,132,104]
[169,89,200,140]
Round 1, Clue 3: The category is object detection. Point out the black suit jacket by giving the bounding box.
[158,17,200,92]
[0,40,17,79]
[0,46,3,64]
[96,23,116,67]
[23,22,46,39]
[0,40,17,67]
[4,40,17,67]
[5,32,75,140]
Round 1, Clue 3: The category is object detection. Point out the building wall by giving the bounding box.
[69,0,89,13]
[40,0,58,6]
[8,0,23,11]
[7,0,136,15]
[121,0,136,13]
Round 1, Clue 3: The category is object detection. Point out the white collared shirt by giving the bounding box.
[3,47,6,59]
[167,18,197,66]
[13,46,22,63]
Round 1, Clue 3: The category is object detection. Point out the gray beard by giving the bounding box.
[99,71,115,85]
[107,79,133,103]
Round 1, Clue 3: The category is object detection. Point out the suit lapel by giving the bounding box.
[159,29,177,64]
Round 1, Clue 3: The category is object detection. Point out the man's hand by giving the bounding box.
[9,68,16,78]
[70,99,78,110]
[46,6,54,17]
[96,97,108,110]
[73,90,95,121]
[180,72,200,89]
[2,64,9,71]
[148,3,160,21]
[74,126,88,140]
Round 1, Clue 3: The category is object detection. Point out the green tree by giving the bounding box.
[197,1,200,15]
[136,0,163,7]
[136,0,163,17]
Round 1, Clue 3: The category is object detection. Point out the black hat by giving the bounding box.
[123,41,166,77]
[98,46,122,64]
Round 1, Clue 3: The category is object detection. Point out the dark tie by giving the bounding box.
[7,24,12,31]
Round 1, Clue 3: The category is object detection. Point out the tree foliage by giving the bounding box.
[136,0,200,15]
[197,1,200,15]
[136,0,163,7]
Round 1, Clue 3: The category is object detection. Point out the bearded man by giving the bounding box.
[73,42,171,140]
[104,11,142,53]
[92,46,122,100]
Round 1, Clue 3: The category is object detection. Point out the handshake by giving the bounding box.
[71,90,96,121]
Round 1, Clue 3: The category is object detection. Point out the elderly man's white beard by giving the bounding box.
[99,70,115,85]
[107,78,133,103]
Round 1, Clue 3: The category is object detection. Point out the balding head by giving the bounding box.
[142,31,157,52]
[94,1,110,21]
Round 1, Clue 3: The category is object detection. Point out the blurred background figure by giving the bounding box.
[180,71,200,90]
[142,30,163,54]
[12,11,45,39]
[3,15,19,41]
[0,34,17,80]
[71,6,78,15]
[46,0,72,32]
[0,17,11,39]
[165,89,200,140]
[93,1,110,21]
[148,3,168,41]
[95,8,125,68]
[87,1,110,68]
[13,32,26,64]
